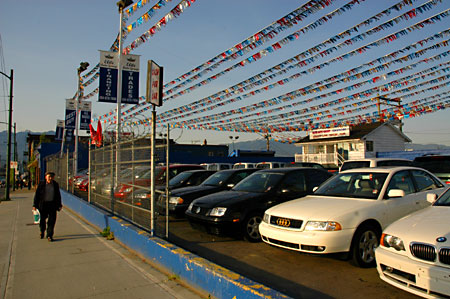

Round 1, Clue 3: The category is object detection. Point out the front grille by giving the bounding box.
[410,243,436,262]
[270,216,303,229]
[439,248,450,265]
[191,205,209,216]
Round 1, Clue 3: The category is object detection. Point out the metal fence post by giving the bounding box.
[66,148,69,192]
[88,142,91,203]
[110,143,115,213]
[150,107,156,236]
[165,125,170,239]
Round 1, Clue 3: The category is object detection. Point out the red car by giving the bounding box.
[114,164,204,199]
[78,178,89,192]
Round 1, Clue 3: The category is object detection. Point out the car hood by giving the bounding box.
[265,195,377,221]
[384,206,450,244]
[170,185,220,197]
[193,190,264,208]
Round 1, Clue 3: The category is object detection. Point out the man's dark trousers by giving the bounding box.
[40,202,57,238]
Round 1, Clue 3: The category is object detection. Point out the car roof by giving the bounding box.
[343,158,411,162]
[255,167,324,173]
[340,166,425,173]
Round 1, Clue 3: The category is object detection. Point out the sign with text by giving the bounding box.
[65,129,74,142]
[65,99,77,129]
[309,126,350,140]
[55,119,65,141]
[80,101,92,130]
[121,54,140,104]
[146,60,163,106]
[99,51,118,103]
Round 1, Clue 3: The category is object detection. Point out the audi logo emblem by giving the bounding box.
[276,218,291,227]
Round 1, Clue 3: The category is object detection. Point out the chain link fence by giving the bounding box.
[46,136,170,238]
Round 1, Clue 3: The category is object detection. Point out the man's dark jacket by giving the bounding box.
[33,180,62,211]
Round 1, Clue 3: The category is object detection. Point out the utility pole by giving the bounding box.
[377,95,403,131]
[264,133,271,151]
[1,69,13,201]
[13,123,16,191]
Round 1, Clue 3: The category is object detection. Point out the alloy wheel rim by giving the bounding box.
[247,216,262,239]
[358,230,378,263]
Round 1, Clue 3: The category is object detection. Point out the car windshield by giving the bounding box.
[201,171,233,186]
[314,172,388,199]
[169,172,192,187]
[233,172,284,193]
[340,161,370,171]
[140,167,164,180]
[434,188,450,206]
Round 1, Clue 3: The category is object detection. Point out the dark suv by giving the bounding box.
[413,155,450,185]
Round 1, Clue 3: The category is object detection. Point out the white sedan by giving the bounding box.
[375,188,450,298]
[259,167,447,267]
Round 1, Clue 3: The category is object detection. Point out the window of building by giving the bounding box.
[366,141,374,152]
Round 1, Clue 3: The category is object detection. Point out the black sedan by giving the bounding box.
[133,169,216,208]
[185,168,332,242]
[156,168,259,216]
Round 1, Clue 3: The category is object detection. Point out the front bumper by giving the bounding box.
[186,211,240,236]
[375,247,450,298]
[259,221,355,254]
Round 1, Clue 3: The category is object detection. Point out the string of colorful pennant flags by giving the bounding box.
[75,0,450,143]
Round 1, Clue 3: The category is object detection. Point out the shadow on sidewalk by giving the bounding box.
[49,233,100,241]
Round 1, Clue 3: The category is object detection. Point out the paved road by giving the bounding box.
[0,189,205,299]
[164,216,418,299]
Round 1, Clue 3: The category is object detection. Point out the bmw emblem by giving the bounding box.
[436,237,447,242]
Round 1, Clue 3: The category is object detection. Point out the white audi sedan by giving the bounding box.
[259,167,447,268]
[375,188,450,298]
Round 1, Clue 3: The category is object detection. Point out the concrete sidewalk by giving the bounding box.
[0,189,204,299]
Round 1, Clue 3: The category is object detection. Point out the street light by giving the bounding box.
[115,0,133,188]
[0,69,13,201]
[73,62,89,178]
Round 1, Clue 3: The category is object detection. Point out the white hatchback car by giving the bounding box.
[259,167,446,267]
[375,188,450,298]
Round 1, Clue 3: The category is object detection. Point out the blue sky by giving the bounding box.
[1,0,450,146]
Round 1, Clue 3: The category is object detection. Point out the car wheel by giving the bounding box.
[350,224,380,268]
[243,213,262,242]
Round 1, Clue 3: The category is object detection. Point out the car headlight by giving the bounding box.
[304,221,342,231]
[209,207,227,217]
[187,202,194,211]
[168,197,184,205]
[380,233,405,251]
[263,213,269,223]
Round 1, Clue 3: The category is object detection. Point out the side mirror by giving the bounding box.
[387,189,405,198]
[426,193,437,204]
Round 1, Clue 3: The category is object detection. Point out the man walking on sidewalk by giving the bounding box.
[32,171,63,242]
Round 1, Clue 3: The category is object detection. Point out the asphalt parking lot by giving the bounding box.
[74,189,417,299]
[161,216,417,299]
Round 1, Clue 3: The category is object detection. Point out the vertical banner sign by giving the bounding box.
[65,99,77,129]
[55,120,65,141]
[80,101,92,130]
[99,51,118,103]
[121,54,140,104]
[146,60,163,107]
[66,129,74,142]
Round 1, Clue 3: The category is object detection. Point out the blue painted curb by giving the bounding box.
[61,191,290,299]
